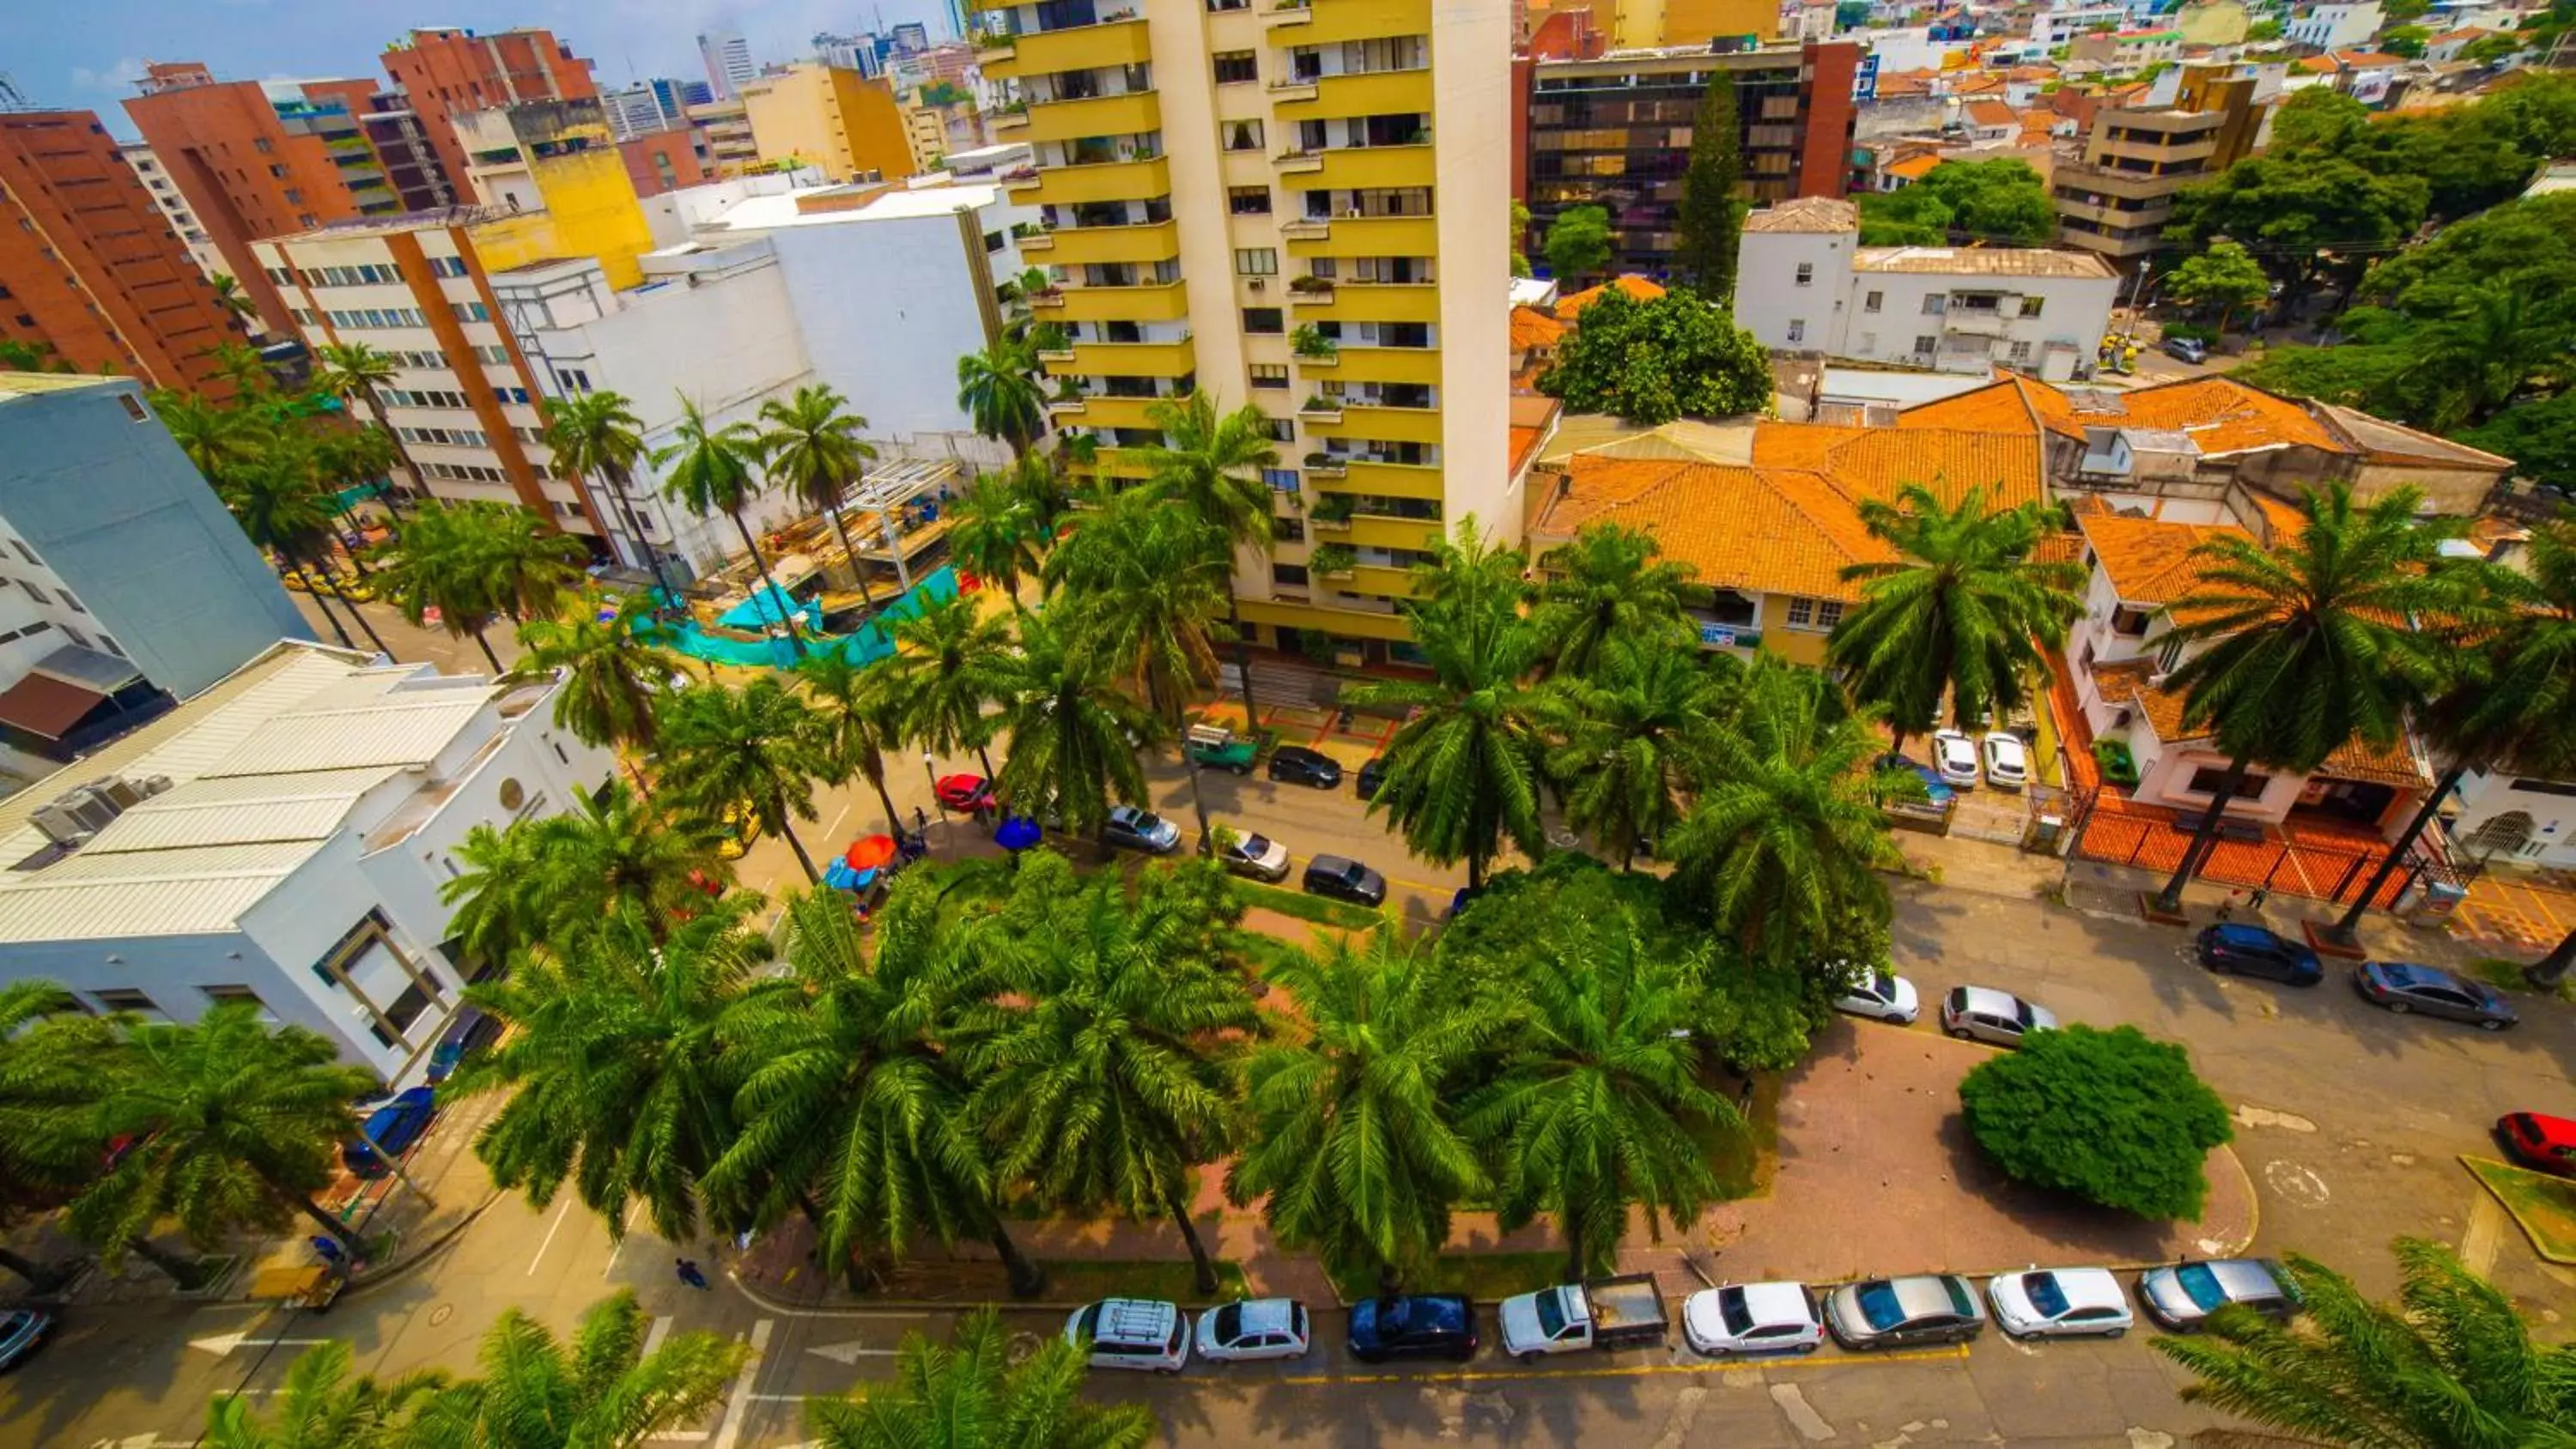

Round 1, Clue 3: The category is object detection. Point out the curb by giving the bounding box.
[337,1191,504,1301]
[722,1264,1248,1319]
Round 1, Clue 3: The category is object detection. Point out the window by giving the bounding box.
[1795,263,1814,287]
[1242,306,1284,334]
[384,979,434,1034]
[1277,518,1305,543]
[2020,295,2044,318]
[117,394,148,422]
[1229,185,1271,215]
[2008,340,2032,362]
[453,301,490,323]
[200,984,273,1019]
[17,579,50,605]
[2186,766,2270,799]
[1206,0,1249,9]
[1234,247,1278,276]
[1786,318,1806,343]
[1262,416,1296,442]
[1224,118,1265,152]
[2109,603,2154,636]
[1783,596,1844,631]
[59,624,89,649]
[58,589,83,614]
[1912,334,1939,356]
[1863,289,1883,312]
[983,229,1005,252]
[1249,363,1290,390]
[1262,467,1299,491]
[1922,295,1946,315]
[91,988,156,1014]
[1212,51,1258,84]
[252,137,273,155]
[1273,562,1309,585]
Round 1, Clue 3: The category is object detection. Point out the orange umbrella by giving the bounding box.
[843,835,900,871]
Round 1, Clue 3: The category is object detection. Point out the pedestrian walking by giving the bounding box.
[2246,887,2269,913]
[677,1258,710,1290]
[2214,890,2239,923]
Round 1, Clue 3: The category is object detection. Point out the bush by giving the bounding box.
[1958,1024,2233,1220]
[2160,321,2219,345]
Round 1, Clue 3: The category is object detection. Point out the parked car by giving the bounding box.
[1194,1298,1311,1362]
[1498,1276,1668,1360]
[2497,1113,2576,1178]
[1103,804,1182,855]
[1939,985,2057,1047]
[424,1006,501,1084]
[1929,731,1980,788]
[1824,1275,1986,1349]
[1874,753,1956,807]
[1215,828,1291,883]
[2136,1258,2301,1331]
[1348,1294,1478,1363]
[2195,924,2324,985]
[1681,1282,1823,1357]
[933,773,994,813]
[0,1309,51,1372]
[1066,1299,1189,1373]
[1979,731,2029,790]
[1268,745,1342,788]
[1184,724,1259,775]
[1355,756,1388,800]
[1834,970,1920,1025]
[2353,961,2518,1030]
[2161,336,2208,365]
[343,1086,437,1179]
[1986,1267,2135,1339]
[1303,853,1387,907]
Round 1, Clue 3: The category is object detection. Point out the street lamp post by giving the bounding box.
[923,752,947,841]
[1182,749,1213,858]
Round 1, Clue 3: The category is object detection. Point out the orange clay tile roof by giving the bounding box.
[1553,275,1665,322]
[1884,154,1943,181]
[1510,305,1566,351]
[1509,425,1546,476]
[1898,374,2348,458]
[1748,421,1868,472]
[1534,455,1893,603]
[1750,420,2047,511]
[1954,76,2008,95]
[2077,513,2253,605]
[2295,54,2342,72]
[1965,100,2018,126]
[2090,659,2430,785]
[2033,529,2089,566]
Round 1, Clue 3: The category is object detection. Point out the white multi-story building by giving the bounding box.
[1735,197,2118,380]
[2285,1,2389,49]
[700,30,760,101]
[0,640,615,1088]
[116,142,228,287]
[2032,2,2136,45]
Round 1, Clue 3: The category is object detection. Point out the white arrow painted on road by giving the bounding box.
[188,1330,336,1356]
[806,1338,899,1364]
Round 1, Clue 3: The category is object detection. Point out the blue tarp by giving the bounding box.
[663,567,963,672]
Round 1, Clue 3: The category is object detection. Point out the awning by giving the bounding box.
[29,644,143,695]
[0,672,112,742]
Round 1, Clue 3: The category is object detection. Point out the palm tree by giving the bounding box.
[515,592,688,754]
[712,887,1045,1298]
[308,424,400,555]
[990,612,1156,845]
[656,394,807,659]
[440,818,555,969]
[1005,450,1075,555]
[2149,484,2466,913]
[2153,1238,2576,1446]
[956,338,1046,459]
[2335,521,2575,945]
[310,341,416,500]
[1531,522,1700,679]
[946,471,1042,613]
[153,389,266,482]
[1663,655,1909,965]
[1228,928,1498,1294]
[63,1003,381,1262]
[448,908,761,1245]
[219,446,390,656]
[803,1309,1154,1449]
[541,390,672,596]
[1539,639,1735,868]
[957,854,1255,1294]
[890,590,1013,779]
[1346,520,1546,890]
[1468,919,1731,1282]
[655,678,829,882]
[796,650,906,835]
[0,980,109,1292]
[477,500,591,622]
[1138,390,1280,723]
[209,341,275,401]
[208,273,260,328]
[1825,483,2085,759]
[404,1290,748,1449]
[368,500,509,670]
[533,780,733,939]
[757,383,882,609]
[2415,281,2569,429]
[205,1341,447,1449]
[1048,496,1234,728]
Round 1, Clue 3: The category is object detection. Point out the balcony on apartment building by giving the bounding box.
[1269,34,1431,110]
[975,2,1151,78]
[1003,133,1168,207]
[1001,62,1158,142]
[1294,320,1438,386]
[1021,197,1176,263]
[1281,190,1437,254]
[1261,0,1434,45]
[1274,113,1432,190]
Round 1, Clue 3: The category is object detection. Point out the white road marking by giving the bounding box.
[187,1330,334,1356]
[807,1338,900,1364]
[710,1318,773,1449]
[604,1201,642,1278]
[526,1193,576,1276]
[642,1315,674,1360]
[1771,1383,1838,1441]
[2463,1191,2505,1276]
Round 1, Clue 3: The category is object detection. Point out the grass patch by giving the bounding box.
[2465,956,2576,1004]
[1231,878,1386,931]
[1037,1258,1251,1305]
[1327,1251,1568,1305]
[2464,1155,2576,1264]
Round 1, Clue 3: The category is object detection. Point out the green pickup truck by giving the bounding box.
[1185,723,1259,774]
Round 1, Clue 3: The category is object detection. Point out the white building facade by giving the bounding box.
[2285,2,2389,49]
[2032,3,2136,45]
[117,142,228,287]
[2451,771,2576,870]
[700,31,761,101]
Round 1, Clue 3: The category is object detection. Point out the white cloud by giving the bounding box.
[69,57,145,94]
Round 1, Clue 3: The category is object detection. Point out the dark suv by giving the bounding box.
[1303,854,1388,907]
[1268,745,1342,788]
[2195,924,2323,985]
[1349,1294,1478,1363]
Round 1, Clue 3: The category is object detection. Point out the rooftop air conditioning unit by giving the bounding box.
[29,803,93,847]
[58,786,122,834]
[96,776,147,809]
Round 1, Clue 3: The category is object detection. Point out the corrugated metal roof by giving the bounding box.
[209,697,488,776]
[0,876,287,941]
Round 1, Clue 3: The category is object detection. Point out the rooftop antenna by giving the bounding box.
[0,74,39,112]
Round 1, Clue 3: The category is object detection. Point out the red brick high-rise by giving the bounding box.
[0,109,242,394]
[380,27,599,199]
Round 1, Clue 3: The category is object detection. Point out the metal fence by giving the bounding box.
[2063,786,2475,909]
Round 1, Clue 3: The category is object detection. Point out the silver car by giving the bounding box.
[2136,1258,2301,1331]
[1103,804,1182,854]
[1939,985,2057,1047]
[1215,828,1291,882]
[1824,1275,1985,1349]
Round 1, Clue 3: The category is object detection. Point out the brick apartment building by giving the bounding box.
[380,27,600,197]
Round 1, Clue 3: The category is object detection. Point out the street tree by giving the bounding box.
[655,395,808,659]
[945,472,1043,614]
[654,677,830,883]
[802,1309,1154,1449]
[1858,158,2055,246]
[1047,497,1233,730]
[514,592,688,755]
[956,338,1047,459]
[542,389,671,598]
[2164,239,2271,333]
[1138,389,1279,720]
[757,384,881,609]
[1672,74,1743,300]
[1537,289,1772,424]
[795,649,908,837]
[1538,640,1733,869]
[1530,521,1698,680]
[1959,1024,2233,1219]
[204,1340,447,1449]
[990,612,1156,846]
[889,589,1014,777]
[404,1290,747,1449]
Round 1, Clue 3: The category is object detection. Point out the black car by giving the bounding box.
[1303,854,1388,907]
[1355,757,1388,800]
[1268,745,1342,788]
[2195,924,2324,985]
[1348,1294,1478,1363]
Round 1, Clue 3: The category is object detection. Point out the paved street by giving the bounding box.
[11,597,2573,1447]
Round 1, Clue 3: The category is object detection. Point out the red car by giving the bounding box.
[934,773,994,813]
[2498,1113,2576,1177]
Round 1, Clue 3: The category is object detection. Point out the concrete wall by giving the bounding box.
[0,380,312,697]
[1435,0,1516,543]
[1735,227,1852,352]
[2452,770,2576,870]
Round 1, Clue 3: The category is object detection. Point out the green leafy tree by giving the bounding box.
[803,1309,1155,1449]
[1228,928,1499,1294]
[2411,281,2572,429]
[2462,30,2526,62]
[1531,521,1699,679]
[514,592,687,754]
[2381,22,2432,54]
[957,854,1255,1294]
[889,588,1014,776]
[2247,16,2284,39]
[1047,496,1233,729]
[1510,198,1533,279]
[1347,520,1546,889]
[1856,183,1958,246]
[795,649,907,835]
[655,395,807,658]
[542,389,673,599]
[655,677,829,883]
[956,338,1047,459]
[1957,1024,2232,1219]
[757,383,881,607]
[404,1290,747,1449]
[1673,75,1743,300]
[1469,918,1733,1281]
[2232,343,2421,415]
[2169,155,2430,293]
[1826,483,2085,756]
[1539,640,1732,869]
[204,1340,446,1449]
[1537,289,1773,424]
[991,611,1156,844]
[1862,158,2056,246]
[2165,239,2272,333]
[2154,1238,2576,1446]
[370,500,574,671]
[1543,204,1615,284]
[2460,389,2576,494]
[2150,484,2468,912]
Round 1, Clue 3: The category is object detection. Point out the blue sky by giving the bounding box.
[2,0,957,137]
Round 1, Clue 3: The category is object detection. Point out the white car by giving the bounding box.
[1986,1268,2135,1339]
[1981,731,2030,790]
[1215,828,1291,883]
[1066,1298,1189,1373]
[1833,970,1920,1024]
[1194,1298,1311,1361]
[1929,730,1980,788]
[1682,1282,1824,1356]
